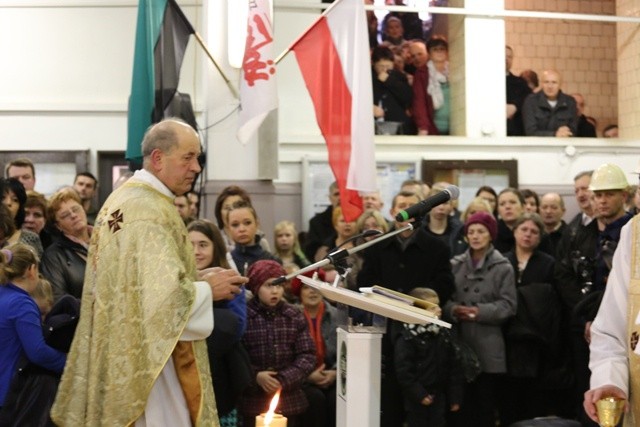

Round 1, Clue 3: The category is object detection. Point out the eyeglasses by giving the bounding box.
[57,205,83,221]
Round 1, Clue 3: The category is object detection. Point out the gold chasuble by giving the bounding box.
[51,180,217,426]
[627,216,640,426]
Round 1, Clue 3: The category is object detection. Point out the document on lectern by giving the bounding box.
[361,285,440,310]
[298,276,451,328]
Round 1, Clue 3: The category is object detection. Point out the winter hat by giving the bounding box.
[290,269,326,297]
[464,211,497,240]
[246,260,286,294]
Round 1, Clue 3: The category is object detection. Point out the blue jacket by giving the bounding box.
[231,238,281,276]
[0,284,66,405]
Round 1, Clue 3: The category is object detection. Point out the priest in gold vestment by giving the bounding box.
[585,216,640,426]
[51,119,246,426]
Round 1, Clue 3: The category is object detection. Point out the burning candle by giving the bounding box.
[255,389,287,427]
[255,413,287,427]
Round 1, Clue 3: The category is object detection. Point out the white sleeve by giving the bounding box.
[589,222,632,395]
[180,281,214,341]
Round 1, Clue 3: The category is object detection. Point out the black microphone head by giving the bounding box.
[361,229,384,238]
[445,184,460,200]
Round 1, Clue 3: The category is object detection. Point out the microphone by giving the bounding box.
[270,229,385,285]
[395,185,460,222]
[329,228,384,252]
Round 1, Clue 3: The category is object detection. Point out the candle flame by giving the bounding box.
[264,389,281,426]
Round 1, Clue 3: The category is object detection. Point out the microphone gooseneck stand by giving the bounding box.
[273,223,414,286]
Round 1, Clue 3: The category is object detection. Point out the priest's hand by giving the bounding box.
[584,385,627,423]
[200,267,247,301]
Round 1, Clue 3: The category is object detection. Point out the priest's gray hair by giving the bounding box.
[141,117,191,159]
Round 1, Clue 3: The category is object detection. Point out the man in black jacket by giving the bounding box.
[572,93,597,138]
[522,69,577,137]
[303,181,339,261]
[358,190,455,427]
[506,46,531,136]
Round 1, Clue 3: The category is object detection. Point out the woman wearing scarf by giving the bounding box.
[292,270,338,427]
[425,36,450,135]
[411,36,450,136]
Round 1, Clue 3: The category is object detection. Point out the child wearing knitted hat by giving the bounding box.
[239,260,316,427]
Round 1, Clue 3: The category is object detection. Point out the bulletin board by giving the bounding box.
[422,159,518,210]
[302,157,420,227]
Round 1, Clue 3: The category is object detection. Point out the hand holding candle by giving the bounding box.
[255,389,287,427]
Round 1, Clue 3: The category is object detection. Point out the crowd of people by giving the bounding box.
[366,5,618,138]
[1,125,639,426]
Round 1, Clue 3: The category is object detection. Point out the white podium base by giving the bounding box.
[336,328,382,427]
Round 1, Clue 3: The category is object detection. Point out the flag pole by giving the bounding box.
[274,0,344,65]
[192,31,239,99]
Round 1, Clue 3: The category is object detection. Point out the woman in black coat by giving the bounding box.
[371,46,415,135]
[494,188,525,254]
[40,190,90,302]
[501,213,573,425]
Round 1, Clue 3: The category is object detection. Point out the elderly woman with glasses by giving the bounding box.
[40,189,91,301]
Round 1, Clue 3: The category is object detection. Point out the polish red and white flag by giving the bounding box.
[290,0,377,221]
[237,0,278,144]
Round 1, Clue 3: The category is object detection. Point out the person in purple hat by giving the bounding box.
[444,211,517,427]
[239,260,316,427]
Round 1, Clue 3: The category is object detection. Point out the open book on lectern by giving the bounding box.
[298,276,451,328]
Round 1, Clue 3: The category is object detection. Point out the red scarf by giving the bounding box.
[304,302,326,367]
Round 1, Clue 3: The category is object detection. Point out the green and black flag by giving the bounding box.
[127,0,195,164]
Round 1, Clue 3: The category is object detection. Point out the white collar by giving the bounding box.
[130,169,175,199]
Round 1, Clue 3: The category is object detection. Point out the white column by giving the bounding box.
[336,328,382,427]
[450,0,506,137]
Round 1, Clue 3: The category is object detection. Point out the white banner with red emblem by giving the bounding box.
[237,0,278,144]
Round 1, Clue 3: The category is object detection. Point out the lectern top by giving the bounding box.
[299,276,451,328]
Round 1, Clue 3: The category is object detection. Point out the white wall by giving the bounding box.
[0,0,202,172]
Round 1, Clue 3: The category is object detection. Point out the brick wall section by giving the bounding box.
[616,0,640,138]
[505,0,617,136]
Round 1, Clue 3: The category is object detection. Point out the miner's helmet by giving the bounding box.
[589,163,629,191]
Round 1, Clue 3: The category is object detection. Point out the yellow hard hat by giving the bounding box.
[589,163,629,191]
